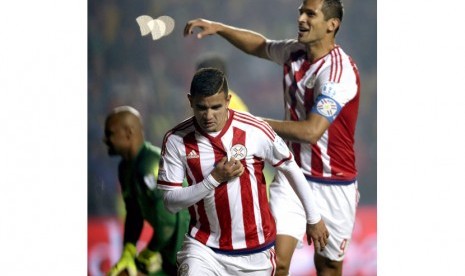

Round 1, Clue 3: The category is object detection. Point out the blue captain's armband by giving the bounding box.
[311,95,341,123]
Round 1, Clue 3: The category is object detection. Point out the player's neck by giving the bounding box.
[306,40,336,63]
[125,140,144,161]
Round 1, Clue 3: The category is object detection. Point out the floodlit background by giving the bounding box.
[88,0,377,275]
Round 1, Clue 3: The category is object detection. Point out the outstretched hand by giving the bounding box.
[184,18,219,39]
[210,156,244,183]
[306,219,330,252]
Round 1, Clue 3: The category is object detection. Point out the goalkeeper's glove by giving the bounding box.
[135,248,163,274]
[107,243,138,276]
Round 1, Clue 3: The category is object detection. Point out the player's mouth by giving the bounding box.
[298,26,309,36]
[202,121,215,129]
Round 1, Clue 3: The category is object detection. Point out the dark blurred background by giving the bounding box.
[87,0,377,276]
[88,0,376,216]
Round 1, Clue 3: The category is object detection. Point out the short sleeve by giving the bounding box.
[265,39,304,65]
[157,135,186,190]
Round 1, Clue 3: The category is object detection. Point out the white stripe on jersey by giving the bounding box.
[317,131,332,177]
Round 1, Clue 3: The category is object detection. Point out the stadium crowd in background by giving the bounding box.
[184,0,361,275]
[103,106,189,276]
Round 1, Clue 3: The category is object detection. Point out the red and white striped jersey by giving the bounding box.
[157,109,294,253]
[266,40,360,184]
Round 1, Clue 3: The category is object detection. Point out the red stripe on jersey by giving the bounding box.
[336,48,343,83]
[212,139,232,250]
[234,112,275,141]
[311,143,323,177]
[234,111,275,135]
[270,248,277,276]
[294,60,310,83]
[304,87,314,112]
[334,51,340,82]
[272,153,292,167]
[252,156,276,244]
[292,143,302,168]
[233,127,260,248]
[188,206,196,233]
[156,180,183,187]
[329,51,335,81]
[194,201,210,244]
[183,132,211,244]
[161,117,194,155]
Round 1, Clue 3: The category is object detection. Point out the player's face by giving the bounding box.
[103,118,129,156]
[189,92,230,133]
[297,0,330,44]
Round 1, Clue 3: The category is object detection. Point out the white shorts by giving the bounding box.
[177,235,277,276]
[269,171,359,261]
[309,179,359,261]
[269,171,306,248]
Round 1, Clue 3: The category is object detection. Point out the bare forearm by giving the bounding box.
[264,118,322,144]
[213,22,268,59]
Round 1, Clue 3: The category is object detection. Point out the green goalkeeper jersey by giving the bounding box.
[118,141,189,275]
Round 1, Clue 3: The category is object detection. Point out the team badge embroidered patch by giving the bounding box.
[305,73,317,88]
[230,144,247,160]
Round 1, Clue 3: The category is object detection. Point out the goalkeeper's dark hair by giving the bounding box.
[322,0,344,35]
[190,68,229,98]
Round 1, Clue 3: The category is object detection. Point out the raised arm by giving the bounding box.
[184,18,269,59]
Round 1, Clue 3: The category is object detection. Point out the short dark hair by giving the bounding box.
[322,0,343,35]
[190,68,229,98]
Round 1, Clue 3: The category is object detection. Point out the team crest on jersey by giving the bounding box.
[230,144,247,160]
[316,98,338,117]
[186,150,199,159]
[304,73,317,88]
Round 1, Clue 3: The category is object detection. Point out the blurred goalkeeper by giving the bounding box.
[103,106,190,276]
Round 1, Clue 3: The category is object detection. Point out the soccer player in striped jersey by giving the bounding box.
[157,68,328,276]
[104,106,190,276]
[183,0,360,275]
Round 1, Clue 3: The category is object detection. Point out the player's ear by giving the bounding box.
[188,93,194,108]
[225,93,231,108]
[327,18,340,33]
[123,125,133,139]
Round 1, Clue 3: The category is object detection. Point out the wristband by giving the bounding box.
[202,174,221,190]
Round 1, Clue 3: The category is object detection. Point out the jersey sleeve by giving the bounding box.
[157,134,186,190]
[265,39,303,65]
[311,65,358,123]
[265,134,293,167]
